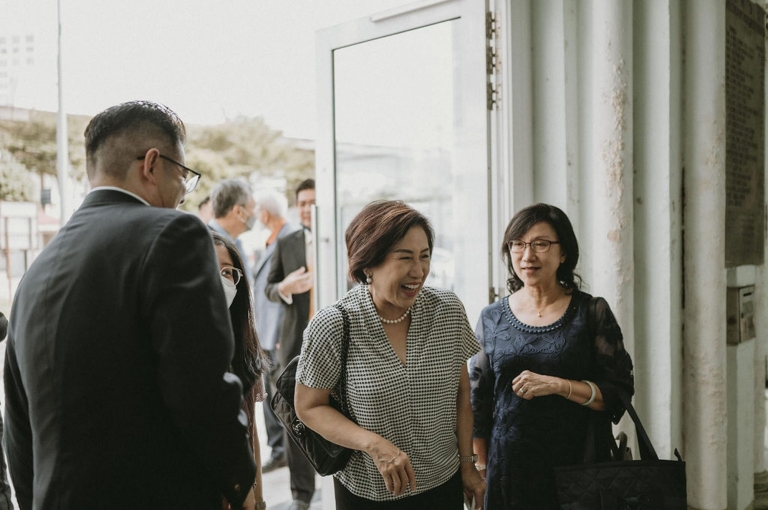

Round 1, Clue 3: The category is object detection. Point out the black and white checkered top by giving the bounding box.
[296,284,480,501]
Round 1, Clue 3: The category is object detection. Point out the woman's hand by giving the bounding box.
[461,464,486,510]
[511,370,565,400]
[368,439,417,496]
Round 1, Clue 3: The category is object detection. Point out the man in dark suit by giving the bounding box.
[265,178,316,510]
[4,101,257,510]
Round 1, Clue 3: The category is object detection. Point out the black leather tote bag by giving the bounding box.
[270,303,354,476]
[553,390,687,509]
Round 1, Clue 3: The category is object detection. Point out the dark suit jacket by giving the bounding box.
[4,189,255,510]
[252,223,296,353]
[265,228,309,367]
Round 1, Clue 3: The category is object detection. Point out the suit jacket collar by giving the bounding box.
[80,188,148,208]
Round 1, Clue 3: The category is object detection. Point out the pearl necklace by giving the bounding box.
[378,307,411,324]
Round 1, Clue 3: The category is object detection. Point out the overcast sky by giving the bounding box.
[0,0,408,139]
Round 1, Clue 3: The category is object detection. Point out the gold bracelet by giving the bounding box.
[566,379,572,400]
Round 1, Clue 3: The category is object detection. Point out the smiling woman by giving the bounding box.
[469,203,635,510]
[292,200,486,510]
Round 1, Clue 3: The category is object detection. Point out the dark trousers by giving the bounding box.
[262,350,284,458]
[333,468,463,510]
[286,435,315,504]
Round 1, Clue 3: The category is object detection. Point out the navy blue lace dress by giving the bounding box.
[469,290,634,510]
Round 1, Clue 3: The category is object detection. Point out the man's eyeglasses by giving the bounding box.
[220,266,244,286]
[507,240,561,253]
[136,154,201,194]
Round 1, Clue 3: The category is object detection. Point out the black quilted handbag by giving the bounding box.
[270,303,355,476]
[553,390,687,509]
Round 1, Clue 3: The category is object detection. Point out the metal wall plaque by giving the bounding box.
[726,285,756,344]
[725,0,765,267]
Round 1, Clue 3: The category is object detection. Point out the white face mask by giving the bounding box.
[220,274,238,308]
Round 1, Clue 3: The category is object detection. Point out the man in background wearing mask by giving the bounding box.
[209,179,257,285]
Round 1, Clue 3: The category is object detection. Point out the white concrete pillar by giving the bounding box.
[756,264,768,503]
[683,1,728,508]
[504,0,534,215]
[589,0,634,354]
[755,3,768,480]
[632,0,683,459]
[530,0,579,221]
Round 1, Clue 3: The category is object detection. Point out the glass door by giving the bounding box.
[316,0,490,325]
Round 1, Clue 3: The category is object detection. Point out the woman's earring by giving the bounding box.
[365,273,372,285]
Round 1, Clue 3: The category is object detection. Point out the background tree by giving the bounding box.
[181,116,314,212]
[0,150,35,202]
[0,110,89,186]
[0,109,314,210]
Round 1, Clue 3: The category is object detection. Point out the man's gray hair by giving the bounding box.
[254,189,287,219]
[211,179,252,218]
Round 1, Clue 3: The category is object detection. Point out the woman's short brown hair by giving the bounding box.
[346,200,434,284]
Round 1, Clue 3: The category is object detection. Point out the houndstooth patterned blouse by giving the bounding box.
[296,284,480,501]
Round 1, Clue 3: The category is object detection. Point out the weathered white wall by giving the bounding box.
[632,0,684,459]
[683,2,728,508]
[502,0,747,508]
[505,0,682,459]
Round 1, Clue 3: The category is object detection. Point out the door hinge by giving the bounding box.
[487,82,498,111]
[486,45,497,76]
[486,10,500,111]
[486,11,497,40]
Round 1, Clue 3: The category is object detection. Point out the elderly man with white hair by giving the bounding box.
[251,189,298,473]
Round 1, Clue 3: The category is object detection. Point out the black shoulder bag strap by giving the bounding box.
[333,303,354,421]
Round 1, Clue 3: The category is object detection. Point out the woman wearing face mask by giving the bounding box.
[211,231,269,510]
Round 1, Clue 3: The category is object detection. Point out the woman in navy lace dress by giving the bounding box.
[469,203,634,509]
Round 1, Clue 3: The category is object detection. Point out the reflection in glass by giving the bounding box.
[333,20,487,322]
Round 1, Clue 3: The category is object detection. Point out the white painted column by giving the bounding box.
[530,0,579,221]
[683,2,728,508]
[632,0,683,459]
[504,0,534,215]
[754,26,768,495]
[588,0,634,353]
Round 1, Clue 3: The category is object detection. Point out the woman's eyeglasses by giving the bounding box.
[220,266,244,286]
[507,240,560,253]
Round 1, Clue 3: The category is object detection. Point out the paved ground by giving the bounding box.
[254,401,324,510]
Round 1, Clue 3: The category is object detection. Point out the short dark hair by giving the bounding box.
[502,203,582,294]
[295,178,315,199]
[198,196,211,210]
[83,100,186,179]
[345,200,434,284]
